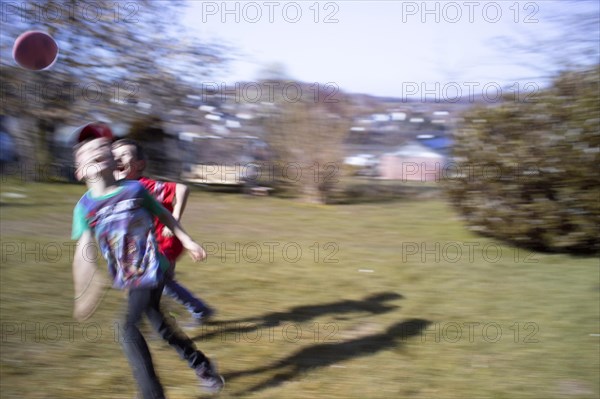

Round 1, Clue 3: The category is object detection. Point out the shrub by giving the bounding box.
[446,66,600,253]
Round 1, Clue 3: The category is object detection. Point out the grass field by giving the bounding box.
[1,181,599,399]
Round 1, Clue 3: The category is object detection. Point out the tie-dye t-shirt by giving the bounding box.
[71,180,170,289]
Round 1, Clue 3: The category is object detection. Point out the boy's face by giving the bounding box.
[112,143,144,180]
[74,138,115,181]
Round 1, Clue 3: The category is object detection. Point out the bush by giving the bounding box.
[327,179,441,204]
[446,66,600,253]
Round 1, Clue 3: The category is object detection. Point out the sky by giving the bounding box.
[182,0,599,98]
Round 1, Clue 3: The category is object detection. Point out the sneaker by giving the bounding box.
[191,307,215,324]
[195,361,225,394]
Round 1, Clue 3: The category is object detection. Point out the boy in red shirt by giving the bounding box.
[112,139,214,322]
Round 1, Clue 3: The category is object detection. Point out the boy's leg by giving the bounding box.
[146,281,209,367]
[145,282,224,392]
[163,278,214,319]
[121,288,166,399]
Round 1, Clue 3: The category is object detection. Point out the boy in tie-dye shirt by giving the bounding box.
[71,136,223,398]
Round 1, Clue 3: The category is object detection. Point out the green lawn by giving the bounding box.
[1,181,598,399]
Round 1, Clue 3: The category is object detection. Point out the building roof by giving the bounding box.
[388,141,444,158]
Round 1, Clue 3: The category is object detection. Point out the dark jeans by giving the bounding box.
[120,281,209,399]
[163,278,212,315]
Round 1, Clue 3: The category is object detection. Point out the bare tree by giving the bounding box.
[0,0,227,177]
[263,82,353,203]
[490,1,599,80]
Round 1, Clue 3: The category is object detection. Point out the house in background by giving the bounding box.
[378,141,445,181]
[417,134,453,157]
[0,116,21,170]
[0,130,17,166]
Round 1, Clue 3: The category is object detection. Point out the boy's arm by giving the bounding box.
[172,183,190,221]
[142,190,206,261]
[72,230,108,321]
[73,229,95,268]
[157,210,206,261]
[163,183,190,237]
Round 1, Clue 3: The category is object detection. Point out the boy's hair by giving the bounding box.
[112,138,146,161]
[73,138,91,156]
[73,137,106,158]
[72,137,112,182]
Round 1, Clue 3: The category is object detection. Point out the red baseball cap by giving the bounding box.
[74,122,114,143]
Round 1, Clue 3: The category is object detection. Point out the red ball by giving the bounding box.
[12,31,59,71]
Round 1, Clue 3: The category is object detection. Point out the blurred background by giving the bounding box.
[1,1,599,398]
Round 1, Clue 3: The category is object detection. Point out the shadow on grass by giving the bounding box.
[0,201,44,207]
[191,292,404,341]
[224,318,431,395]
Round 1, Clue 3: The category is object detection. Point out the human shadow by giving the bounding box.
[224,318,431,395]
[191,292,403,341]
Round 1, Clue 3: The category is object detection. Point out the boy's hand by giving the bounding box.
[161,226,174,237]
[185,240,207,262]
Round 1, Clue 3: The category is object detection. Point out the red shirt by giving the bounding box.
[139,176,184,262]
